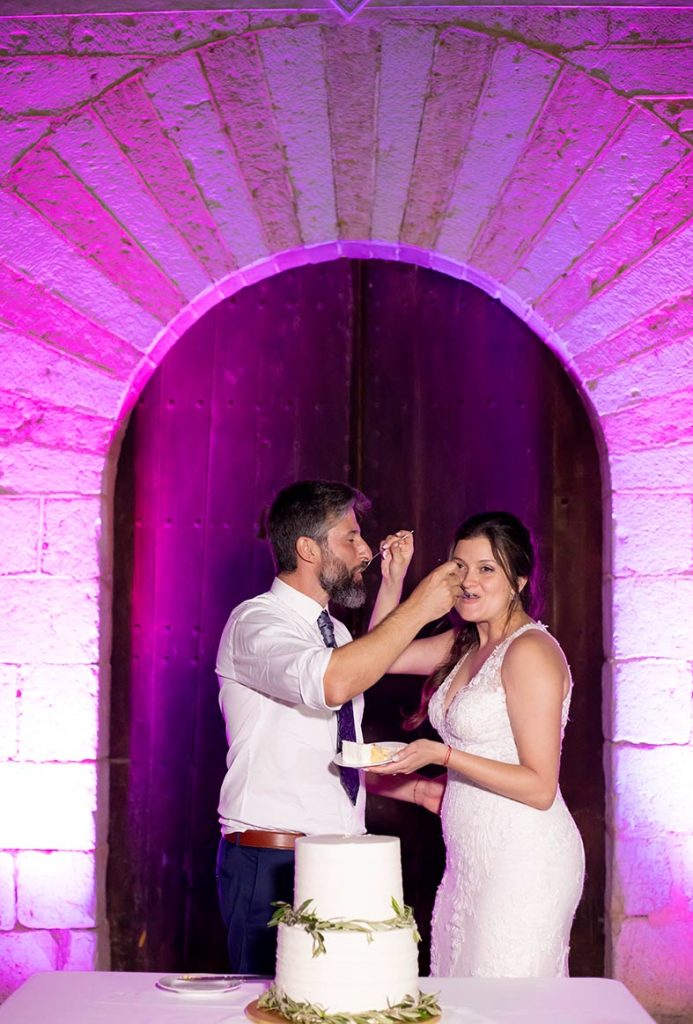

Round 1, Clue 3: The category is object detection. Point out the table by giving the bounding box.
[0,973,654,1023]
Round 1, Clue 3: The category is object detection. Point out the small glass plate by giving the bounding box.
[156,974,244,994]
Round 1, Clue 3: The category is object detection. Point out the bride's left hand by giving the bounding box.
[369,739,448,775]
[380,530,414,585]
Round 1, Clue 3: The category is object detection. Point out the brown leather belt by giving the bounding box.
[224,829,304,850]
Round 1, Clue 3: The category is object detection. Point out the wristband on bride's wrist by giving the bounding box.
[442,745,452,767]
[412,778,422,806]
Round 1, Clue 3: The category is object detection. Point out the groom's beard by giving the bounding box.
[319,548,367,609]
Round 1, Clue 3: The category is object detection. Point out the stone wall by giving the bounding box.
[0,6,691,1019]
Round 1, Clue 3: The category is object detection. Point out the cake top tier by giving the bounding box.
[293,834,405,921]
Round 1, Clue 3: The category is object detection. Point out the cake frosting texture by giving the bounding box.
[274,834,420,1015]
[294,833,404,919]
[341,741,392,766]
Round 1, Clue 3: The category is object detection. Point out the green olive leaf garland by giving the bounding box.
[256,988,441,1024]
[267,898,421,958]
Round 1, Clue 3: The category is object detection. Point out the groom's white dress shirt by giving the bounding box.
[216,577,366,836]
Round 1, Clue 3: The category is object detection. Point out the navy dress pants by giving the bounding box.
[216,838,295,975]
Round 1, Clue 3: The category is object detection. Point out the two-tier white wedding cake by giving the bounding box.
[259,834,430,1019]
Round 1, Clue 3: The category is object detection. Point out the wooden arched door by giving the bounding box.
[110,259,603,975]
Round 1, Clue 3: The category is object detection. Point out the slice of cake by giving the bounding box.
[341,740,398,766]
[255,835,440,1022]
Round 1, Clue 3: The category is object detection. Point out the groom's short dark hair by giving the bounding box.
[268,480,370,573]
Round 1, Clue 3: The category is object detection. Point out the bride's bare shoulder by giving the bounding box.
[504,627,569,676]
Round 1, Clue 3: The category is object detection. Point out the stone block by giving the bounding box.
[17,852,96,928]
[609,659,692,745]
[473,68,629,282]
[0,578,99,664]
[0,762,97,851]
[544,154,693,340]
[603,391,693,456]
[0,931,56,1001]
[18,664,100,762]
[428,253,466,280]
[612,745,693,837]
[611,494,692,576]
[0,191,156,357]
[438,41,559,266]
[614,917,693,1021]
[0,53,144,118]
[0,666,17,759]
[52,112,210,306]
[0,853,15,930]
[71,11,247,55]
[62,928,98,970]
[0,329,125,417]
[0,18,69,55]
[94,76,241,287]
[0,498,39,573]
[0,443,103,495]
[41,498,103,579]
[0,392,111,456]
[580,331,693,416]
[613,833,693,918]
[607,10,693,46]
[144,49,268,271]
[575,45,693,96]
[611,577,693,659]
[0,120,47,177]
[258,25,339,246]
[511,110,684,305]
[610,443,693,494]
[146,326,178,373]
[466,7,610,51]
[241,260,277,287]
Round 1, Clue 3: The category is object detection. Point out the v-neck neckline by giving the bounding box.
[442,621,541,716]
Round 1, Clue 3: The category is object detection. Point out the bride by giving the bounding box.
[368,512,585,977]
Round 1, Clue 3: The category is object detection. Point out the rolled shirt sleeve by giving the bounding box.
[223,609,336,711]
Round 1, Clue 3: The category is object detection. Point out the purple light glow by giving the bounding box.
[0,5,691,1017]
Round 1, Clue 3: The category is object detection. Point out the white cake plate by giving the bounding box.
[157,974,244,994]
[333,741,405,768]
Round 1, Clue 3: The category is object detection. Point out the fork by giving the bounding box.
[364,530,414,569]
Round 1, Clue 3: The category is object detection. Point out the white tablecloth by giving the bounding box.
[0,973,654,1024]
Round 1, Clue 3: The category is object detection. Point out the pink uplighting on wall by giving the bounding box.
[0,4,692,1020]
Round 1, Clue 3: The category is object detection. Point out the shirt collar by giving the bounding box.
[271,577,327,626]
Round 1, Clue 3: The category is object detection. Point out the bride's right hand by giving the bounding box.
[380,530,414,585]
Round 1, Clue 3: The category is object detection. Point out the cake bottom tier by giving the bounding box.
[275,923,419,1014]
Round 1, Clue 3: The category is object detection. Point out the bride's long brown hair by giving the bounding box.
[404,511,537,730]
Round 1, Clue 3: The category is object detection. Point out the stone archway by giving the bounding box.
[0,8,691,1019]
[107,249,605,977]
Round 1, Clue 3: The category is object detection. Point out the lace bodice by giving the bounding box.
[428,621,584,978]
[429,622,572,764]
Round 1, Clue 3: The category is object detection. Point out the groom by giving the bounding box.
[215,479,463,974]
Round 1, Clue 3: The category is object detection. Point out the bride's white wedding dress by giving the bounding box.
[428,622,585,977]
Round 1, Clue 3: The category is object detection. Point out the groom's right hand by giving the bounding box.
[408,560,463,620]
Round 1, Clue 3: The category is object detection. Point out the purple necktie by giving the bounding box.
[317,609,359,805]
